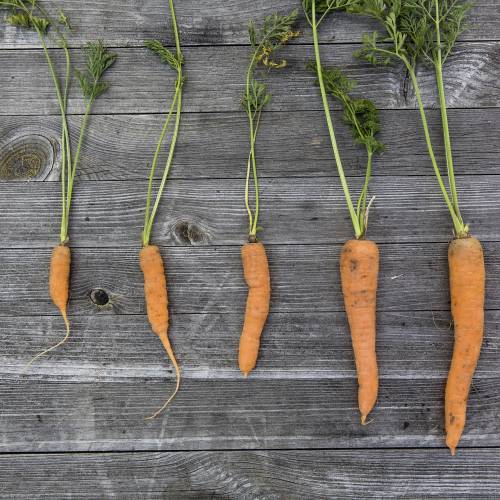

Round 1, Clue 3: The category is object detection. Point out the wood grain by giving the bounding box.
[0,1,497,48]
[0,176,497,247]
[1,0,500,490]
[2,449,500,498]
[2,310,500,382]
[0,242,499,317]
[1,109,499,180]
[1,375,500,452]
[0,42,499,115]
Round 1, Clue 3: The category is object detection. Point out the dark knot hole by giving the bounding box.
[90,288,110,306]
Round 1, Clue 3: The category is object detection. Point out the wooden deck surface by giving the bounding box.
[1,1,500,498]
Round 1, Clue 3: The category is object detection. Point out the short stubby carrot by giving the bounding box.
[140,244,180,419]
[446,237,485,455]
[340,239,379,424]
[239,242,271,377]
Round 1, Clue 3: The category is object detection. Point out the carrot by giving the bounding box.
[340,240,379,424]
[23,245,71,370]
[304,1,384,422]
[49,244,71,335]
[140,1,184,418]
[445,237,485,455]
[140,245,180,419]
[239,242,271,377]
[238,10,298,376]
[3,6,116,370]
[346,0,482,452]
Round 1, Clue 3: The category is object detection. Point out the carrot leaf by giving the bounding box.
[75,40,117,100]
[145,39,183,70]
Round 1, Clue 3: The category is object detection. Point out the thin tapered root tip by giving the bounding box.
[22,310,70,373]
[242,372,249,379]
[361,414,367,425]
[145,371,180,420]
[146,334,181,420]
[448,445,456,456]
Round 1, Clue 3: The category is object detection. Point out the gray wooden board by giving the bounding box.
[1,0,500,495]
[1,311,500,381]
[1,1,498,47]
[1,109,499,181]
[0,42,499,115]
[1,374,500,451]
[2,242,500,317]
[0,176,499,247]
[2,449,500,499]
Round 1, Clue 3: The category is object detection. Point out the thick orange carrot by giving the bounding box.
[24,245,71,371]
[446,237,485,455]
[239,242,271,377]
[140,244,180,419]
[340,239,379,424]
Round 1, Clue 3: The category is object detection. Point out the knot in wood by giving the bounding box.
[173,220,207,245]
[90,288,110,306]
[0,132,58,181]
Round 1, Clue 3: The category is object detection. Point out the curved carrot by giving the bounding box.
[24,245,71,371]
[446,236,485,455]
[340,239,379,424]
[239,242,271,377]
[140,244,180,419]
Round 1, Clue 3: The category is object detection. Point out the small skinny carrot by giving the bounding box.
[239,242,271,377]
[238,10,297,376]
[445,237,485,455]
[50,245,71,333]
[24,245,72,371]
[340,240,379,424]
[140,245,180,419]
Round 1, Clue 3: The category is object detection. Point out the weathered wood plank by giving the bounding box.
[2,310,499,381]
[0,176,496,247]
[1,375,500,451]
[0,43,498,115]
[1,109,498,180]
[2,449,500,499]
[0,1,497,48]
[0,243,499,317]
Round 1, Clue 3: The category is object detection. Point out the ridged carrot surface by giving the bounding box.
[446,237,485,455]
[340,239,379,424]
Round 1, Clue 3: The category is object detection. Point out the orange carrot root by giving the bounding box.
[340,239,379,424]
[239,242,271,377]
[446,236,485,455]
[140,244,180,419]
[23,245,71,372]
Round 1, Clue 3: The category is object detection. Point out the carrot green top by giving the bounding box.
[303,0,384,239]
[242,10,299,241]
[1,0,116,244]
[142,0,185,247]
[342,0,472,237]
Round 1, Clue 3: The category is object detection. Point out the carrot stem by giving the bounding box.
[310,1,362,239]
[143,87,180,241]
[434,1,462,220]
[142,0,184,246]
